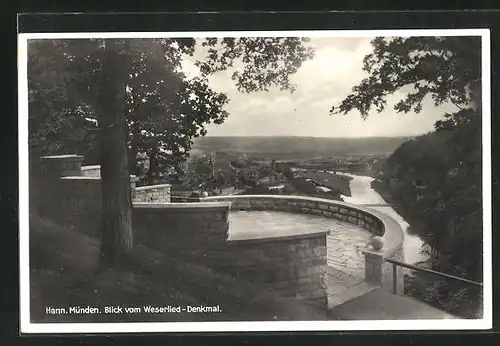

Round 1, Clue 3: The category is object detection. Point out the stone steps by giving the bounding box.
[327,281,380,309]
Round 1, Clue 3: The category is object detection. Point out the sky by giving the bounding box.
[181,36,459,138]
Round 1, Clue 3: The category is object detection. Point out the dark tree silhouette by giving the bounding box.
[28,37,315,267]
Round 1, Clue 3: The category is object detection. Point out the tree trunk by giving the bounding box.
[97,41,133,268]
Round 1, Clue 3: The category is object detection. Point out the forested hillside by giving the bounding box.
[378,115,482,281]
[371,115,483,318]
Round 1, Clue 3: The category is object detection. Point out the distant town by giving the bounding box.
[139,150,387,203]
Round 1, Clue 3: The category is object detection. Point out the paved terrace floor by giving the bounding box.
[229,210,370,295]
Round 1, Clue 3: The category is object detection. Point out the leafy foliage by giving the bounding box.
[383,120,482,280]
[29,37,314,177]
[28,40,98,158]
[331,36,481,121]
[28,36,314,264]
[196,37,315,93]
[29,39,229,174]
[404,272,483,318]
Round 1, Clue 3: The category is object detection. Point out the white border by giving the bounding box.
[18,29,492,334]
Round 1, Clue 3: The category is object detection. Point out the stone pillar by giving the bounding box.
[362,248,384,285]
[40,154,84,178]
[130,175,139,199]
[163,184,172,203]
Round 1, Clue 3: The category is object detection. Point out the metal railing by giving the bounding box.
[385,258,483,295]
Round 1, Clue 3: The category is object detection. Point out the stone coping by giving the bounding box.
[227,229,330,244]
[133,201,230,211]
[41,154,84,159]
[202,194,405,258]
[60,176,101,182]
[81,165,100,170]
[203,194,367,211]
[361,248,386,257]
[60,175,139,182]
[135,184,172,191]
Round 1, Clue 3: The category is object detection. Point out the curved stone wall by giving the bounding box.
[202,194,404,259]
[211,233,330,306]
[132,200,330,306]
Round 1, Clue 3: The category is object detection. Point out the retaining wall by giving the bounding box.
[58,176,103,234]
[81,165,101,177]
[132,202,230,261]
[134,185,171,203]
[80,165,172,203]
[131,201,329,306]
[212,233,329,306]
[35,157,171,236]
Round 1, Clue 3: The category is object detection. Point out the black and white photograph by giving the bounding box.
[18,28,491,333]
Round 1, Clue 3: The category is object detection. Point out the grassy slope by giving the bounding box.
[30,214,328,323]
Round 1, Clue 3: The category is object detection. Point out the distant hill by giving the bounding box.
[192,136,411,158]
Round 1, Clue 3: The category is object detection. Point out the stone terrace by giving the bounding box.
[202,194,403,308]
[34,155,462,321]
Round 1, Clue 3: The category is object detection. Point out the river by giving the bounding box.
[332,172,428,264]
